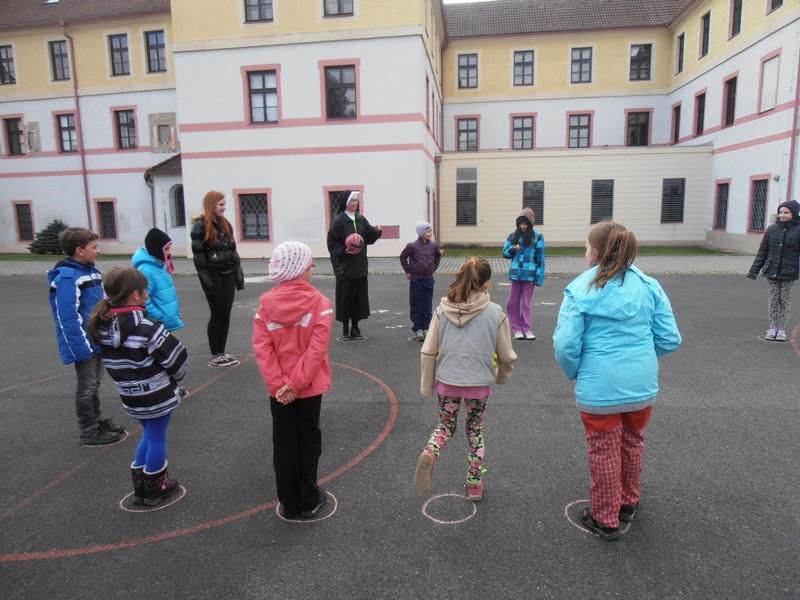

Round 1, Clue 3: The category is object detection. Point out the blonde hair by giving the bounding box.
[447,257,492,303]
[201,190,233,247]
[586,221,638,290]
[87,268,148,343]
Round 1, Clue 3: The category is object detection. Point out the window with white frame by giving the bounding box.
[456,167,477,226]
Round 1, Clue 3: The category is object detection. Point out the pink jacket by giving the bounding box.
[253,279,333,398]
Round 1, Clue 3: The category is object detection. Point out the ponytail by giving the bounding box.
[87,298,114,344]
[447,257,492,303]
[586,222,638,290]
[87,267,149,342]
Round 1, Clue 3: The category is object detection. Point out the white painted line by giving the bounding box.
[118,485,187,513]
[422,493,478,525]
[275,490,338,523]
[564,499,630,536]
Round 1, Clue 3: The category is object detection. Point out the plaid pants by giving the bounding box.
[581,407,652,528]
[425,395,488,484]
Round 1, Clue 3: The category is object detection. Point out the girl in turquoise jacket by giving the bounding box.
[132,228,184,332]
[553,222,681,541]
[502,208,545,340]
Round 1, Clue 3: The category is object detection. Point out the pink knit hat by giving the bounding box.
[269,241,313,282]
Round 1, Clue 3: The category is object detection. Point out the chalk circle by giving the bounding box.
[422,493,477,525]
[757,335,794,343]
[564,499,630,537]
[275,490,337,523]
[336,336,368,343]
[407,336,424,342]
[118,486,187,513]
[82,430,130,449]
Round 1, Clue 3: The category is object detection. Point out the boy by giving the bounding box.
[253,241,333,519]
[399,222,442,341]
[48,227,125,445]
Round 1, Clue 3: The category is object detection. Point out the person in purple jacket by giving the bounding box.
[400,222,442,341]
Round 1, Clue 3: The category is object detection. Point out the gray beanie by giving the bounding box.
[415,222,432,237]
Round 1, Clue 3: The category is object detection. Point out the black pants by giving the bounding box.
[203,271,236,355]
[270,395,322,518]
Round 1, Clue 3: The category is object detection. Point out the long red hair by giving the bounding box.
[201,190,234,247]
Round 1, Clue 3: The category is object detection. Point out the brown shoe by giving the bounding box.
[413,450,435,496]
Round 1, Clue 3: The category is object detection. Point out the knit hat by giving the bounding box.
[144,228,175,274]
[777,199,800,219]
[269,241,313,283]
[415,221,433,237]
[516,207,535,228]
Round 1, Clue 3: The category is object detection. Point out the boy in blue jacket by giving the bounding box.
[48,227,125,445]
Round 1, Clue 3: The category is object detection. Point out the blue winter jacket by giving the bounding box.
[502,230,545,285]
[48,258,104,364]
[553,265,681,414]
[132,247,184,331]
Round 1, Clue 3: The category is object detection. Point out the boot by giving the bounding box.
[130,463,146,506]
[143,461,179,506]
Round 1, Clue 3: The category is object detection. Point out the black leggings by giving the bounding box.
[203,271,236,355]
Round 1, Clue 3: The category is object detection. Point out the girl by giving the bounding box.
[553,222,681,541]
[502,208,545,341]
[88,267,188,507]
[132,228,184,332]
[191,190,245,367]
[413,258,517,501]
[747,199,800,342]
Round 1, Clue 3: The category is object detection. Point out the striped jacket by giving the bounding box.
[96,307,188,419]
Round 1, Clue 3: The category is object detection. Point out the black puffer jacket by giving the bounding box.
[748,217,800,281]
[326,211,382,280]
[190,217,245,290]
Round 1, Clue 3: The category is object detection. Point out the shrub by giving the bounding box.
[28,218,69,255]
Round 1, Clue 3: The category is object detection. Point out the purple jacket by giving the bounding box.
[400,238,441,279]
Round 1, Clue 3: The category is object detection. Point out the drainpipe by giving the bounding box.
[785,22,800,201]
[61,22,92,229]
[435,155,442,239]
[144,172,157,227]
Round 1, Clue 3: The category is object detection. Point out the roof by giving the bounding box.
[144,153,181,179]
[443,0,696,38]
[0,0,171,31]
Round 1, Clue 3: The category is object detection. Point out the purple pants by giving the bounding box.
[506,280,535,333]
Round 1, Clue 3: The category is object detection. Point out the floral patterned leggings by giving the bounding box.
[424,395,489,484]
[767,278,794,330]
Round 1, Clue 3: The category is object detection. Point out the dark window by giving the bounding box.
[115,110,137,149]
[328,189,356,221]
[0,45,15,84]
[240,193,270,240]
[571,47,592,83]
[769,0,783,11]
[145,31,166,73]
[57,114,77,152]
[458,54,478,89]
[714,182,729,229]
[249,70,278,123]
[4,118,24,155]
[457,118,478,152]
[513,51,534,86]
[724,77,737,127]
[700,12,711,58]
[629,44,651,80]
[512,116,534,150]
[325,0,354,16]
[456,169,477,226]
[325,65,356,119]
[108,34,129,76]
[749,179,768,232]
[590,180,614,224]
[245,0,273,21]
[49,40,70,81]
[569,113,591,148]
[676,33,685,73]
[730,0,742,37]
[695,93,706,136]
[97,201,117,239]
[661,178,685,223]
[173,186,186,227]
[627,112,650,147]
[672,105,681,144]
[522,181,544,225]
[14,203,34,241]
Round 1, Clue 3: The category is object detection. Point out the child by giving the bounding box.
[502,208,545,340]
[553,222,681,541]
[132,228,184,332]
[48,227,126,446]
[87,267,188,507]
[253,241,333,519]
[413,258,517,501]
[747,199,800,341]
[400,221,442,341]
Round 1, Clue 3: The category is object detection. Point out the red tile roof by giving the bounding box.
[0,0,171,31]
[145,153,182,179]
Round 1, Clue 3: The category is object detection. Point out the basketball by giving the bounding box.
[345,233,364,254]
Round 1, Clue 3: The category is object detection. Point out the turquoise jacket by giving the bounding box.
[553,265,681,414]
[132,247,184,331]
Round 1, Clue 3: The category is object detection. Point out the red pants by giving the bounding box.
[580,407,652,528]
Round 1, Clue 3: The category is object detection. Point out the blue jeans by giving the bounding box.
[74,355,104,431]
[134,413,172,473]
[409,277,435,331]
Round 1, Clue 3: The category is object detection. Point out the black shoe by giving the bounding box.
[97,418,125,434]
[342,325,350,338]
[619,503,639,523]
[580,508,620,541]
[350,326,362,339]
[300,488,327,519]
[79,425,122,446]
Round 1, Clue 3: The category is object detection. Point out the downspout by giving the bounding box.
[785,22,800,201]
[62,22,92,229]
[144,172,156,227]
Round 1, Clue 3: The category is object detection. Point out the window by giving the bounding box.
[723,76,737,127]
[325,65,356,119]
[0,45,15,84]
[676,33,685,73]
[49,40,70,81]
[108,34,129,76]
[700,12,711,58]
[695,93,706,136]
[512,116,534,150]
[96,201,117,240]
[661,178,685,223]
[239,193,270,240]
[730,0,742,37]
[759,54,779,112]
[245,0,273,21]
[4,117,24,155]
[714,182,729,229]
[569,113,591,148]
[248,70,278,123]
[769,0,783,12]
[571,47,592,83]
[173,186,186,227]
[114,109,137,149]
[590,180,614,224]
[325,0,353,16]
[672,104,681,144]
[145,31,166,73]
[749,179,768,232]
[522,181,544,225]
[13,202,34,241]
[457,118,478,152]
[458,54,478,89]
[629,44,651,80]
[57,113,77,152]
[627,111,650,146]
[513,51,534,86]
[328,189,357,220]
[456,168,477,226]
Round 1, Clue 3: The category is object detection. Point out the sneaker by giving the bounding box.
[414,330,425,342]
[618,503,639,523]
[523,330,537,341]
[79,425,122,446]
[413,450,435,496]
[775,328,787,342]
[580,508,620,541]
[765,328,777,340]
[223,353,240,364]
[465,480,484,502]
[350,326,362,339]
[208,354,237,368]
[97,418,125,434]
[177,387,189,399]
[514,331,524,340]
[421,330,428,340]
[300,488,327,519]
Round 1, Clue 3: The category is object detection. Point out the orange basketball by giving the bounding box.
[345,233,364,254]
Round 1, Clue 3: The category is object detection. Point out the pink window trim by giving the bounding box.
[12,200,35,242]
[233,187,273,243]
[52,109,79,153]
[721,71,740,128]
[109,104,138,151]
[241,64,282,126]
[509,112,537,150]
[1,112,26,158]
[322,185,366,234]
[757,49,781,114]
[94,198,119,241]
[565,110,595,148]
[624,107,654,147]
[454,114,481,152]
[746,174,770,234]
[318,59,361,122]
[712,178,731,231]
[692,88,707,138]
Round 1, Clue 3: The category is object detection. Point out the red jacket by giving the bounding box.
[253,279,333,398]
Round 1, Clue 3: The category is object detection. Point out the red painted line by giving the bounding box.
[0,373,71,396]
[792,324,800,359]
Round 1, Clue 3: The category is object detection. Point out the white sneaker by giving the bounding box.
[514,331,524,340]
[414,330,425,342]
[524,331,537,340]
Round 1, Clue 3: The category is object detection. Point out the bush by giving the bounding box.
[28,218,69,255]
